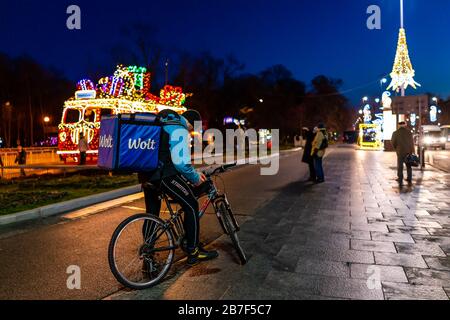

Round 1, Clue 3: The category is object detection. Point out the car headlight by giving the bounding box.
[440,137,447,143]
[424,137,432,145]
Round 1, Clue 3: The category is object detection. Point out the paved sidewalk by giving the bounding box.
[112,146,450,300]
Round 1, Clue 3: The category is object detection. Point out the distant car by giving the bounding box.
[343,131,357,144]
[422,125,446,150]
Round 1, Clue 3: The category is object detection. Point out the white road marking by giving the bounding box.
[62,193,144,220]
[121,206,146,211]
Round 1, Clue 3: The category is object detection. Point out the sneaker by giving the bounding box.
[187,247,219,266]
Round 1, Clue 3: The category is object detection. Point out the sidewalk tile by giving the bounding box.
[387,225,430,235]
[351,223,389,233]
[277,244,375,265]
[404,268,450,287]
[351,240,397,253]
[374,252,428,268]
[411,235,450,253]
[368,217,405,226]
[295,259,350,278]
[395,241,446,257]
[428,228,450,237]
[350,264,408,283]
[423,257,450,271]
[403,220,442,229]
[382,282,449,300]
[264,270,383,300]
[370,231,415,244]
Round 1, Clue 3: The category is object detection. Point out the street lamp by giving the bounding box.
[3,101,12,147]
[259,99,264,103]
[362,96,368,103]
[44,116,50,123]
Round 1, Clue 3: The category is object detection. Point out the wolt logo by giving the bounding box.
[128,138,157,150]
[99,135,113,148]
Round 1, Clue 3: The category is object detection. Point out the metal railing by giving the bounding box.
[0,147,79,179]
[0,164,100,180]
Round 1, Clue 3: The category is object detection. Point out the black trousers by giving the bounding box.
[143,175,200,252]
[308,161,316,180]
[79,152,87,165]
[397,155,412,182]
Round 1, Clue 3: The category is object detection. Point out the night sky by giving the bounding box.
[1,0,450,105]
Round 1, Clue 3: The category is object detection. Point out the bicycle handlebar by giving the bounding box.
[205,162,237,177]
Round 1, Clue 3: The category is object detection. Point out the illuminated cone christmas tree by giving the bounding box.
[386,28,420,93]
[387,1,420,94]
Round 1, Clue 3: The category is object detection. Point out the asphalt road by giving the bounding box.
[0,150,307,300]
[426,148,450,172]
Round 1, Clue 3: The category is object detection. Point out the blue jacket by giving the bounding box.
[162,116,201,184]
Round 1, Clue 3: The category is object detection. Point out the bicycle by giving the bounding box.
[108,163,247,290]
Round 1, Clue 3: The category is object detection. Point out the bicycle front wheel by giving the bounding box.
[108,214,175,290]
[217,202,247,265]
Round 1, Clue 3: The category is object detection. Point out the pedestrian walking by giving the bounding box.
[391,121,415,186]
[78,133,89,165]
[311,124,328,183]
[15,144,27,177]
[301,127,316,181]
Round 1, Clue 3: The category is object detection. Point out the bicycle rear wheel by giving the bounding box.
[217,202,247,265]
[108,214,175,290]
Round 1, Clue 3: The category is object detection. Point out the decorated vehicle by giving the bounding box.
[57,65,190,163]
[358,123,383,150]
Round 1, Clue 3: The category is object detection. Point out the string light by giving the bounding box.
[387,28,421,93]
[58,65,190,159]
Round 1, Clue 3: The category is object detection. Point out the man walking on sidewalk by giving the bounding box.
[391,121,415,186]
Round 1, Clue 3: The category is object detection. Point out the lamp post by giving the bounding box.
[3,102,12,148]
[165,59,169,86]
[42,116,51,145]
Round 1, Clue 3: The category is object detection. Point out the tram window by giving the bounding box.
[64,109,81,123]
[99,108,113,121]
[363,129,377,143]
[84,108,97,122]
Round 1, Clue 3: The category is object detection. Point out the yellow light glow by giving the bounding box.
[387,28,420,93]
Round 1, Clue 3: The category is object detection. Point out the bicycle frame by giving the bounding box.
[149,175,239,252]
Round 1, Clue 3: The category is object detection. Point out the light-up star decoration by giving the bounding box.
[386,28,420,93]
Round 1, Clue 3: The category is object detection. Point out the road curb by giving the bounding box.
[0,149,299,227]
[0,185,142,226]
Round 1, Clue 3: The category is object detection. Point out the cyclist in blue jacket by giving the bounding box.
[139,109,219,268]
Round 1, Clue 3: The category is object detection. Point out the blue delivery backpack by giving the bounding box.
[97,113,162,172]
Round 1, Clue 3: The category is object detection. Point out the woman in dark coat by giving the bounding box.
[301,128,316,181]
